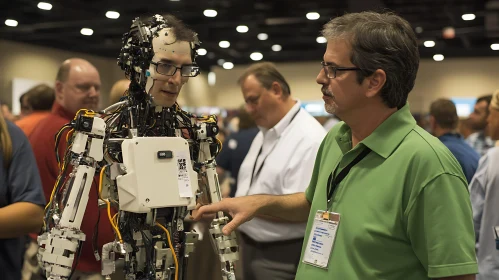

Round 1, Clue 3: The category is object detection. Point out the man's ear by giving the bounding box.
[55,81,64,101]
[271,81,283,98]
[365,69,386,98]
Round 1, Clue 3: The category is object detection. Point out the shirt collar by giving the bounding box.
[51,102,75,121]
[438,132,462,140]
[335,103,416,158]
[260,99,301,137]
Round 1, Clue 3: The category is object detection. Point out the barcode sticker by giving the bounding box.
[176,151,193,197]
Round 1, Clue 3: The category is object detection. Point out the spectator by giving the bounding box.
[15,84,55,137]
[429,98,480,183]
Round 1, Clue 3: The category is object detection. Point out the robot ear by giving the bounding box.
[146,70,151,77]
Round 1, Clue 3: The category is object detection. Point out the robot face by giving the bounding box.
[145,28,194,107]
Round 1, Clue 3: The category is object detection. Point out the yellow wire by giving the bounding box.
[99,165,123,243]
[216,138,223,154]
[155,222,179,280]
[66,129,74,142]
[112,213,119,226]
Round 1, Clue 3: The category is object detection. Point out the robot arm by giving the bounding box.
[195,121,239,280]
[38,110,106,280]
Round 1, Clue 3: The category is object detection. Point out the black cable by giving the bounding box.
[92,174,101,261]
[68,240,84,279]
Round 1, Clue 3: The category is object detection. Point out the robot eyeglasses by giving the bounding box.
[151,61,200,77]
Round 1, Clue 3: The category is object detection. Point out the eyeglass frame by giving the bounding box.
[321,61,363,79]
[150,61,200,77]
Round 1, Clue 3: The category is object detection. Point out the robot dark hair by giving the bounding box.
[118,14,200,102]
[37,14,239,280]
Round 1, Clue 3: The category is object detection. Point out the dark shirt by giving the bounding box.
[217,127,259,197]
[29,102,115,273]
[0,121,45,280]
[439,132,480,183]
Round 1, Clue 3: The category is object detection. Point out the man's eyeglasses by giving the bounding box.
[151,61,200,77]
[321,61,361,79]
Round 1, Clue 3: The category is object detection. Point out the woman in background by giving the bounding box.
[0,104,45,280]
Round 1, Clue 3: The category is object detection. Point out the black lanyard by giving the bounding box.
[326,147,371,210]
[248,108,302,189]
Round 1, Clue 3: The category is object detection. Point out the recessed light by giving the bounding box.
[5,19,18,27]
[306,12,320,20]
[424,41,435,47]
[217,59,225,66]
[223,62,234,69]
[272,44,282,52]
[236,25,249,33]
[257,33,268,40]
[250,52,263,61]
[316,36,327,43]
[219,41,230,48]
[491,44,499,50]
[462,14,476,21]
[208,72,216,86]
[197,48,207,56]
[106,11,120,19]
[204,9,217,17]
[433,54,444,61]
[415,26,423,33]
[37,2,52,10]
[80,28,93,36]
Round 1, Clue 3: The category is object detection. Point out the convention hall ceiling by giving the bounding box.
[1,0,497,70]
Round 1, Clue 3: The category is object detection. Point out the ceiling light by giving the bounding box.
[250,52,263,61]
[272,44,282,52]
[462,14,476,21]
[219,41,230,48]
[80,28,93,36]
[37,2,52,10]
[257,33,268,40]
[204,9,217,17]
[106,11,120,19]
[306,12,320,20]
[236,25,249,33]
[424,40,435,47]
[415,26,423,33]
[433,54,444,61]
[217,59,225,66]
[5,19,18,27]
[316,36,327,43]
[208,72,216,86]
[223,62,234,70]
[491,44,499,50]
[197,48,207,56]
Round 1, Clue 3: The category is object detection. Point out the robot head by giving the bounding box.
[118,14,201,107]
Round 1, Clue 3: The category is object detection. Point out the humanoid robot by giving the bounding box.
[37,14,239,280]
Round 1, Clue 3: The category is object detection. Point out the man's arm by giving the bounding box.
[193,192,310,235]
[0,202,44,238]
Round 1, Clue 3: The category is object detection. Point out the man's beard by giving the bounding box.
[325,103,336,114]
[322,87,336,114]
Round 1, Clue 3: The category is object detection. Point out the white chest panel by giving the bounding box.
[116,137,198,213]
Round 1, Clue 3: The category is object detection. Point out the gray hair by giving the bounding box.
[322,11,419,109]
[238,62,291,96]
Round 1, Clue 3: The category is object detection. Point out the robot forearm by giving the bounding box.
[197,133,239,280]
[38,111,106,279]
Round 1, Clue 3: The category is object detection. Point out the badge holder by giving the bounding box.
[302,210,340,269]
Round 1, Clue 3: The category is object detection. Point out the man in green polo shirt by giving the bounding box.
[194,11,477,280]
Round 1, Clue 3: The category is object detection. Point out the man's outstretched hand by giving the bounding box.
[191,196,264,236]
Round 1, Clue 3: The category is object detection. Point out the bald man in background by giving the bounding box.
[108,79,130,105]
[29,58,115,279]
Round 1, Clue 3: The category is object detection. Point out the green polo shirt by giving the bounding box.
[296,104,478,279]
